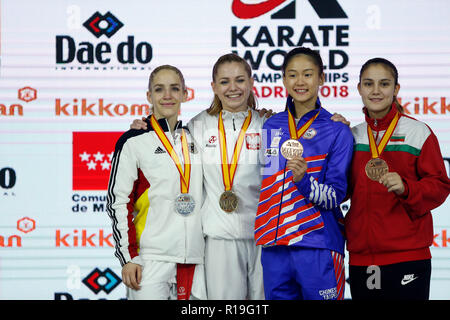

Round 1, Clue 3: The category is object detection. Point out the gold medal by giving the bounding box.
[365,158,389,181]
[280,139,304,160]
[218,110,252,214]
[219,190,238,213]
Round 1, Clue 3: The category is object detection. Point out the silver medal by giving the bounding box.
[174,193,196,216]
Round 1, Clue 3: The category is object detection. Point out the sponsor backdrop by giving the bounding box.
[0,0,449,300]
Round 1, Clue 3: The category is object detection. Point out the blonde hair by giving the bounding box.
[147,65,186,113]
[207,53,257,116]
[148,64,186,91]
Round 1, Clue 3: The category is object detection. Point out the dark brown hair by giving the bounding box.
[359,57,403,113]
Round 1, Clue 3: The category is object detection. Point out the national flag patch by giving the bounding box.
[245,133,261,150]
[390,135,405,142]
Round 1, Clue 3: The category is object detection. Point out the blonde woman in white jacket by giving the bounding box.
[108,65,206,300]
[131,54,266,299]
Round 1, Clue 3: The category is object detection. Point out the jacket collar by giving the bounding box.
[221,107,251,119]
[286,96,322,119]
[364,103,399,131]
[145,116,182,132]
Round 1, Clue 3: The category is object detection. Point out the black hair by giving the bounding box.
[282,47,324,116]
[282,47,324,76]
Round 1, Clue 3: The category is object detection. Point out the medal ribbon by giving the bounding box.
[367,111,400,159]
[287,108,320,140]
[218,110,252,191]
[150,115,191,193]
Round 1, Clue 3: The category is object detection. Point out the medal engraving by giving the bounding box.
[175,193,195,216]
[365,158,389,181]
[280,139,304,160]
[219,190,238,213]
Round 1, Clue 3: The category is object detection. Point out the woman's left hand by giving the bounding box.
[379,172,405,195]
[286,156,308,183]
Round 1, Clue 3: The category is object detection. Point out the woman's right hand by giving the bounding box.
[122,262,142,290]
[330,113,351,126]
[256,108,275,118]
[130,117,148,130]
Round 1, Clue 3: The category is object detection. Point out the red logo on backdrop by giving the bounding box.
[186,87,195,102]
[232,0,288,19]
[73,132,123,190]
[18,87,37,102]
[231,0,347,19]
[17,217,36,234]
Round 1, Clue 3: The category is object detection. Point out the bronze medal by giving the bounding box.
[365,110,400,182]
[219,190,238,213]
[280,139,304,160]
[365,158,389,181]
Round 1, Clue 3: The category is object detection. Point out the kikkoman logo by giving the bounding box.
[232,0,347,19]
[56,11,152,69]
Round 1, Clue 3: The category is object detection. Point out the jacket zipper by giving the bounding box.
[366,170,374,260]
[232,118,236,131]
[184,218,187,263]
[273,164,288,245]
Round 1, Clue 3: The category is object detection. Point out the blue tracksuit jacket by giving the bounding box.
[255,99,354,255]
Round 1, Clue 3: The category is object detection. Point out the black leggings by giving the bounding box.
[349,259,431,300]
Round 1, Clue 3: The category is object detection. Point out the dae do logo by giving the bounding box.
[56,11,152,69]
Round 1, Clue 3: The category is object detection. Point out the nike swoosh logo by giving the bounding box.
[401,277,418,285]
[232,0,288,19]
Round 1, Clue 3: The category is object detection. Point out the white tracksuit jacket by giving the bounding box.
[187,108,264,240]
[107,119,204,267]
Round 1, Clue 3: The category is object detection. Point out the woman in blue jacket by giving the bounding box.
[255,47,354,300]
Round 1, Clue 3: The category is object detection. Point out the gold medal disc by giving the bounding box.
[219,190,238,213]
[365,158,389,181]
[280,139,304,160]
